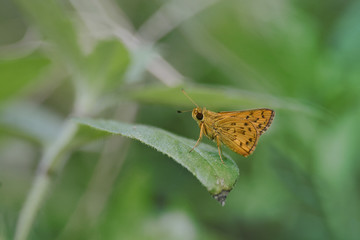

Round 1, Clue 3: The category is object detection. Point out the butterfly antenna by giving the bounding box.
[181,89,199,108]
[177,109,192,113]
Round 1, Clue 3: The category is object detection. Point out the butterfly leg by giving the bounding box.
[189,123,204,153]
[215,135,224,164]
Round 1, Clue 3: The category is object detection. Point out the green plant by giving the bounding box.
[1,0,360,240]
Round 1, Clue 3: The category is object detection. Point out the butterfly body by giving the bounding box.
[190,106,274,163]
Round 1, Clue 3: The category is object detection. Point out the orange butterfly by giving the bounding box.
[178,89,275,163]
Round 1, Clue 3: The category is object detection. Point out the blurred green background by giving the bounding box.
[1,0,360,239]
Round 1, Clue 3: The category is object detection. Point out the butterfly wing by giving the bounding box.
[215,117,259,157]
[218,108,274,135]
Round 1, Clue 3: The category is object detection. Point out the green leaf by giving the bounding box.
[0,53,50,102]
[74,118,239,205]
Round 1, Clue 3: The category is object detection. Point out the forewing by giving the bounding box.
[218,108,274,135]
[216,118,259,157]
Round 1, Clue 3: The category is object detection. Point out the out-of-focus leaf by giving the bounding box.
[331,1,360,68]
[125,45,157,83]
[314,114,360,240]
[74,118,239,205]
[184,1,319,94]
[14,0,83,68]
[271,152,321,211]
[0,53,50,102]
[127,85,321,116]
[0,101,62,145]
[85,39,129,91]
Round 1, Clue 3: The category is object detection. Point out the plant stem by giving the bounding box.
[14,120,78,240]
[57,103,138,239]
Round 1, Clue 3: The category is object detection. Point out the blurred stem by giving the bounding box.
[58,103,138,239]
[137,0,219,42]
[0,27,43,60]
[14,120,78,240]
[70,0,184,87]
[14,75,103,240]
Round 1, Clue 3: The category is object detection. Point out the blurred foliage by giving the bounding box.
[1,0,360,240]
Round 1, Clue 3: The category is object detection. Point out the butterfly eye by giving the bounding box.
[196,112,203,120]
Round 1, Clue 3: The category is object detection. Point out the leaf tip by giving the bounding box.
[213,190,230,206]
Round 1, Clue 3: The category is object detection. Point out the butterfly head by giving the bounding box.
[179,89,205,123]
[192,107,205,122]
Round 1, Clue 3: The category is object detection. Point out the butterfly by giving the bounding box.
[178,89,275,163]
